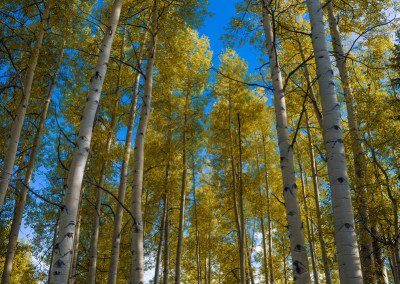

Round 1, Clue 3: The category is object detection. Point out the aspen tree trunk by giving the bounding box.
[48,214,60,283]
[192,163,202,284]
[237,113,248,284]
[0,0,53,212]
[208,233,212,284]
[154,197,167,284]
[105,32,144,284]
[261,134,274,283]
[48,176,68,283]
[304,92,333,284]
[68,185,85,284]
[87,27,129,284]
[256,148,269,284]
[296,153,319,284]
[49,1,123,281]
[245,230,255,284]
[175,94,189,284]
[228,94,245,283]
[305,0,363,281]
[326,2,376,282]
[260,218,270,284]
[129,1,158,282]
[163,197,170,284]
[260,1,311,281]
[1,42,65,284]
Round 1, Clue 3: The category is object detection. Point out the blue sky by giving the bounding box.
[198,0,261,74]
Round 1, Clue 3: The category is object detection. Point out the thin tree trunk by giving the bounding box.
[192,163,202,284]
[1,41,65,284]
[305,0,363,281]
[237,113,247,284]
[245,229,255,284]
[48,214,60,283]
[154,197,167,284]
[256,147,269,284]
[68,185,85,284]
[260,1,311,281]
[0,0,53,212]
[175,93,189,284]
[261,134,274,284]
[88,28,128,283]
[163,196,170,284]
[208,233,212,284]
[228,94,244,283]
[296,152,319,284]
[49,1,123,281]
[326,2,376,282]
[282,234,288,284]
[104,29,143,284]
[129,1,158,282]
[304,97,333,284]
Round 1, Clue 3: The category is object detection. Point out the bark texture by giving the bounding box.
[49,0,123,281]
[260,1,311,282]
[305,0,363,282]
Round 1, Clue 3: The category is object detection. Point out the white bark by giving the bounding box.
[68,186,85,284]
[260,1,311,282]
[326,2,375,281]
[0,41,65,284]
[305,0,363,282]
[129,0,158,282]
[49,0,123,282]
[103,30,145,284]
[87,29,127,283]
[0,1,53,212]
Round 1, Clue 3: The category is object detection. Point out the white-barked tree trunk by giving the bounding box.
[49,0,124,282]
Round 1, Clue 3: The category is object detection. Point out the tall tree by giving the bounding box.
[260,1,311,281]
[49,0,124,281]
[305,0,363,281]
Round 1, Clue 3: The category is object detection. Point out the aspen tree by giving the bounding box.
[305,0,363,281]
[49,0,124,281]
[175,92,189,284]
[106,29,143,284]
[1,41,65,284]
[0,0,53,212]
[326,1,376,281]
[129,1,159,282]
[299,39,332,282]
[260,1,311,281]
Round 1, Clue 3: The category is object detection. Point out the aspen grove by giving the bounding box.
[1,0,400,283]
